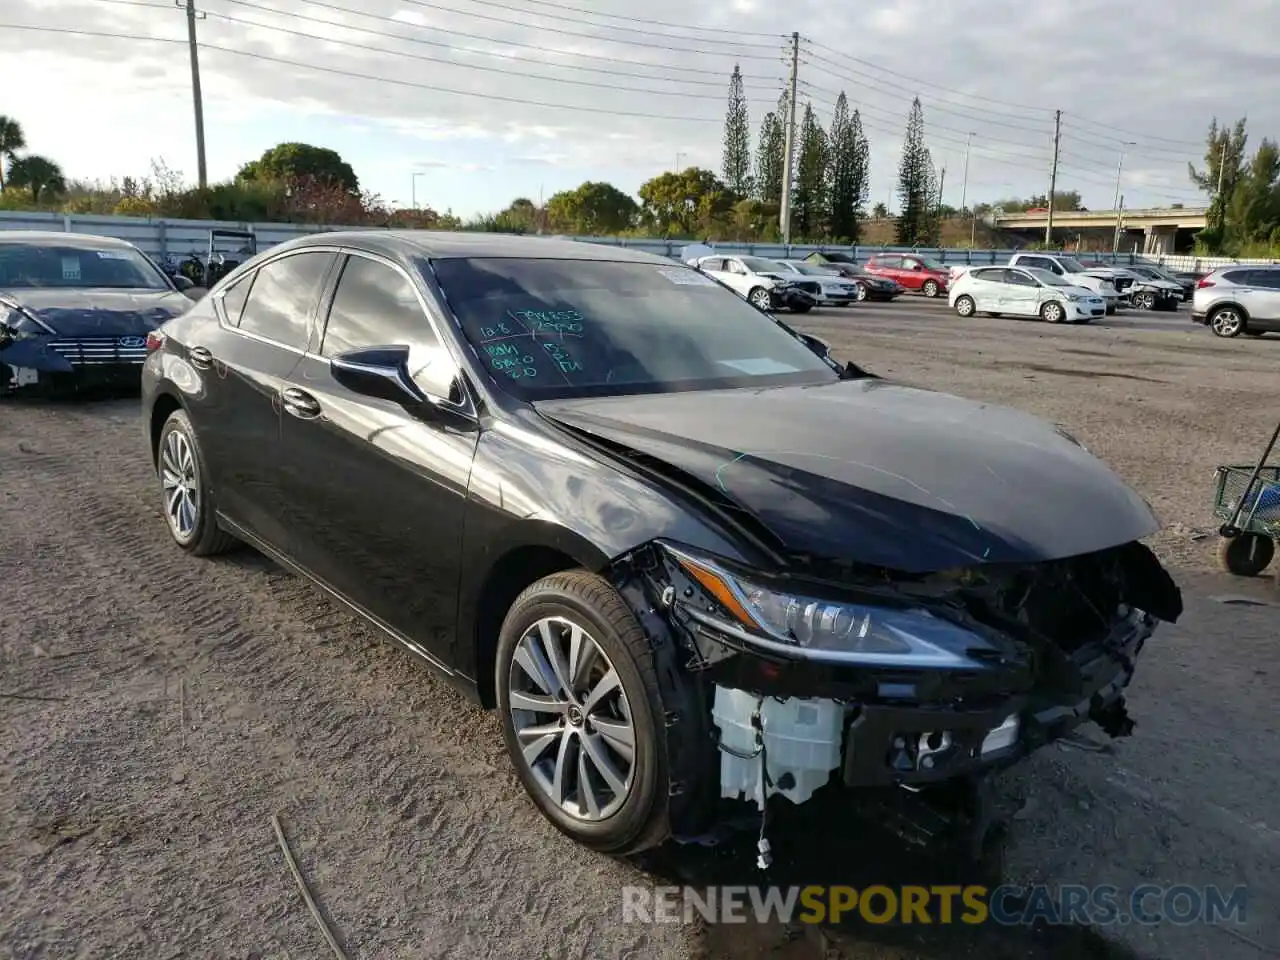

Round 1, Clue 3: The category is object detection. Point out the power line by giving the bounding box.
[190,4,786,103]
[191,0,787,96]
[453,0,785,41]
[0,23,732,122]
[189,0,776,81]
[464,0,782,37]
[389,0,787,58]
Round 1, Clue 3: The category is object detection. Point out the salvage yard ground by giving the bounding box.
[1,299,1278,960]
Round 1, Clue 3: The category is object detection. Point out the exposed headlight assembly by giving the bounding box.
[663,544,991,668]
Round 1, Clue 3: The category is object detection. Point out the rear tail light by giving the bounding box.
[145,330,165,353]
[1197,277,1215,288]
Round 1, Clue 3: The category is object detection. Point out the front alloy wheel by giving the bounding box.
[748,287,772,311]
[954,295,976,317]
[496,570,670,854]
[1041,300,1066,323]
[1134,290,1156,310]
[855,283,869,302]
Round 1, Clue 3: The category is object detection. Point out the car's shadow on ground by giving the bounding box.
[630,790,1140,960]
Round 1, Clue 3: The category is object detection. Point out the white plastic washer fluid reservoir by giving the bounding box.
[711,686,846,809]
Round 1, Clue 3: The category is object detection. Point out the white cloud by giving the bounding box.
[0,0,1273,216]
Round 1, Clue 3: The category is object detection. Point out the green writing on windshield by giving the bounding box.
[513,309,584,335]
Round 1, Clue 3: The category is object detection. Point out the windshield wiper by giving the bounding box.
[839,361,879,380]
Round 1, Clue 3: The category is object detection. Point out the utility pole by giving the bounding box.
[1215,140,1228,228]
[1044,109,1061,246]
[960,133,975,247]
[936,166,947,218]
[778,31,800,245]
[411,172,425,209]
[1113,195,1125,253]
[177,0,208,188]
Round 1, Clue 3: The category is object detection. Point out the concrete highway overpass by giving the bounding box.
[991,207,1209,254]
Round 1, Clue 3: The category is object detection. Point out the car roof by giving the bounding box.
[271,230,674,265]
[0,230,138,249]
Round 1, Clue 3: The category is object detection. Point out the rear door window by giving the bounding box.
[237,251,337,350]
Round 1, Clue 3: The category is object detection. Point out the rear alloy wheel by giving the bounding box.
[1210,307,1245,338]
[1217,533,1274,576]
[496,570,670,854]
[1040,300,1066,324]
[954,295,976,317]
[157,409,238,556]
[855,283,869,302]
[748,286,772,311]
[923,279,940,298]
[1133,290,1156,310]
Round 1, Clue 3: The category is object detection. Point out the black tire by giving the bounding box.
[1209,306,1246,338]
[156,409,239,556]
[495,570,671,855]
[1217,534,1274,577]
[747,286,772,311]
[923,279,940,298]
[954,295,976,318]
[855,283,869,302]
[1105,303,1117,315]
[1040,300,1067,324]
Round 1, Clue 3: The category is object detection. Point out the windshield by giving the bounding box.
[1026,268,1072,286]
[741,256,786,274]
[0,242,169,290]
[917,259,947,272]
[1056,256,1088,273]
[431,258,839,401]
[791,263,839,276]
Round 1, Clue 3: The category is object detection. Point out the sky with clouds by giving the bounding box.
[2,0,1277,218]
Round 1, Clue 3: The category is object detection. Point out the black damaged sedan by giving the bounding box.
[141,231,1181,856]
[0,231,197,395]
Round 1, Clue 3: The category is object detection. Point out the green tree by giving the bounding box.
[1222,137,1280,251]
[6,154,67,204]
[1189,117,1250,251]
[872,201,889,218]
[237,142,360,193]
[827,94,870,243]
[0,115,26,191]
[895,98,932,245]
[722,65,753,199]
[791,102,828,240]
[993,191,1084,213]
[638,167,731,237]
[546,181,638,234]
[754,89,789,205]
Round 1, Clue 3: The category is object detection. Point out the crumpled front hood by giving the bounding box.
[536,380,1160,573]
[1,288,190,337]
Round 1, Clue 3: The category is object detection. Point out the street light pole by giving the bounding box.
[960,132,974,247]
[411,172,426,209]
[1111,142,1135,252]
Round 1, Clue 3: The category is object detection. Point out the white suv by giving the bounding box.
[1192,265,1280,338]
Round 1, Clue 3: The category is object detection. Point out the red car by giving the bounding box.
[863,254,951,298]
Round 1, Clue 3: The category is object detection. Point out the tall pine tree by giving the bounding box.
[754,89,789,205]
[721,65,752,198]
[827,93,870,243]
[895,97,932,246]
[792,102,828,239]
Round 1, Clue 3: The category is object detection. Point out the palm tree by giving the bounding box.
[7,155,67,204]
[0,115,26,191]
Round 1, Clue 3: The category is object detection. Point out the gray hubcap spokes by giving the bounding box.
[1213,310,1241,336]
[957,297,974,316]
[750,290,771,309]
[1045,303,1063,322]
[160,430,199,539]
[508,616,635,821]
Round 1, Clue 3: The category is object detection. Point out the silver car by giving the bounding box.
[1192,265,1280,338]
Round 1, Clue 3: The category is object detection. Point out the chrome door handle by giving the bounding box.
[189,345,213,369]
[281,386,322,419]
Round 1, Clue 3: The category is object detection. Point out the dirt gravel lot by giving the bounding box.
[2,298,1279,960]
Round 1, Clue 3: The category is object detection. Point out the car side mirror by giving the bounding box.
[331,345,429,408]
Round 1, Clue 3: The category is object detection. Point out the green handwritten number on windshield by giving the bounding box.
[514,309,584,335]
[542,340,583,373]
[479,321,513,339]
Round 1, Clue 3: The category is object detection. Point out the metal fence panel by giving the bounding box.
[2,210,1275,274]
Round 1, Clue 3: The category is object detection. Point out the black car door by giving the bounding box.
[276,250,480,670]
[186,249,337,550]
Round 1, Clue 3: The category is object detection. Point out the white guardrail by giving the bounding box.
[1,209,1275,273]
